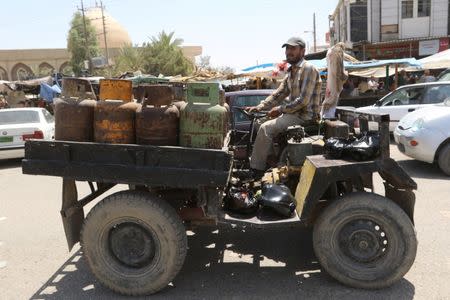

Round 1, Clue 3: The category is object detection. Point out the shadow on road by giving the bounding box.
[397,159,449,180]
[0,157,22,170]
[30,226,415,300]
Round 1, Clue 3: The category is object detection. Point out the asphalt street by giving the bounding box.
[0,145,449,299]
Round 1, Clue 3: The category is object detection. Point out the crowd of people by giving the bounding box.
[340,69,437,97]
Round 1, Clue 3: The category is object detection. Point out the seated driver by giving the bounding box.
[245,37,321,176]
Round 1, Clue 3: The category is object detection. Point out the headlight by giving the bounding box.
[411,118,425,132]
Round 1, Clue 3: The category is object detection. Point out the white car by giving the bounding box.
[356,82,450,131]
[393,101,450,175]
[0,108,54,150]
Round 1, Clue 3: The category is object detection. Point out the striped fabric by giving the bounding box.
[257,59,321,121]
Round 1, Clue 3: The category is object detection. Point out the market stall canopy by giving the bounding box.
[3,76,54,94]
[416,49,450,69]
[236,63,280,78]
[237,57,420,79]
[345,58,422,78]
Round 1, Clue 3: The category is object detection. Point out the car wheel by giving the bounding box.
[81,190,187,296]
[438,143,450,176]
[313,192,417,289]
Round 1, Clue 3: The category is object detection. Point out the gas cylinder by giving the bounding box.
[135,85,179,145]
[54,97,96,142]
[179,83,228,149]
[94,100,138,144]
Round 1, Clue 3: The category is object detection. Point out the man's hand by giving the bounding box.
[268,106,282,118]
[322,102,332,110]
[244,106,260,113]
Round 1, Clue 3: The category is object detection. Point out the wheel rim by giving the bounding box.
[108,222,156,268]
[338,219,388,263]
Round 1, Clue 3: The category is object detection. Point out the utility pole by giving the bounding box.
[100,1,110,69]
[80,0,93,74]
[313,12,317,52]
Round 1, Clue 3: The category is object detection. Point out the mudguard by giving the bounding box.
[295,156,417,224]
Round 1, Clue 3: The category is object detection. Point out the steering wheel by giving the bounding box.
[392,99,403,106]
[234,107,268,119]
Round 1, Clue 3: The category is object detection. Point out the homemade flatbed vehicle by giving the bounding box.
[22,109,418,296]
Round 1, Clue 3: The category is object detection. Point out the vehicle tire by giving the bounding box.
[313,192,417,289]
[437,143,450,176]
[81,190,187,296]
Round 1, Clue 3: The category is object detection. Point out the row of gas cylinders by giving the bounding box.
[54,83,229,149]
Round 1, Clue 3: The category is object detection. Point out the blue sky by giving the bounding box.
[0,0,338,70]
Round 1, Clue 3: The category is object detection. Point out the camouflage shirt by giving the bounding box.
[257,59,321,120]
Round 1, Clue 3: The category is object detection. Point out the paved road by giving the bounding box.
[0,146,449,299]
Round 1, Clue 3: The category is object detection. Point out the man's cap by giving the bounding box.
[282,37,306,48]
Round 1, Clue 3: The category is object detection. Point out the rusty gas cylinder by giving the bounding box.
[54,97,96,142]
[94,100,138,144]
[135,85,179,145]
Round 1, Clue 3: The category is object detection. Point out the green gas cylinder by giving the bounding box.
[179,82,228,149]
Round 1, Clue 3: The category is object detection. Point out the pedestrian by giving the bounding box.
[245,36,321,176]
[398,70,408,86]
[368,76,379,91]
[419,69,436,83]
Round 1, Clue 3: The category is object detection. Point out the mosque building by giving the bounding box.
[0,7,202,81]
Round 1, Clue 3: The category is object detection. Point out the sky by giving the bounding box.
[0,0,338,71]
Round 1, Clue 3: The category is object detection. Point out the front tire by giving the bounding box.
[313,192,417,289]
[81,191,187,296]
[438,143,450,176]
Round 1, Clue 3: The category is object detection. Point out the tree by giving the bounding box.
[197,55,211,71]
[142,31,193,76]
[195,55,235,75]
[113,43,145,74]
[67,12,100,76]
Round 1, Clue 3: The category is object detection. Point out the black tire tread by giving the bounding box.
[313,191,417,289]
[80,190,187,296]
[438,143,450,176]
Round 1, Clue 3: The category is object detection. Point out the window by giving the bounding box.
[350,0,368,42]
[42,109,55,123]
[381,87,426,106]
[0,110,40,125]
[418,0,431,17]
[402,0,414,19]
[233,95,269,123]
[422,85,450,104]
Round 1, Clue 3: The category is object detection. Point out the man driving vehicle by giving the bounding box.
[245,36,321,176]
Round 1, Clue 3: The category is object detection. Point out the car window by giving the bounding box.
[381,87,425,106]
[438,72,450,81]
[0,110,40,125]
[422,85,450,104]
[233,95,269,122]
[42,109,55,123]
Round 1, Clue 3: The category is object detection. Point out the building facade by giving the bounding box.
[330,0,450,60]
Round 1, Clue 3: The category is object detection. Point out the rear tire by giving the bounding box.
[438,143,450,176]
[81,190,187,296]
[313,192,417,289]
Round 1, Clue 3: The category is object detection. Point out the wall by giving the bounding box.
[371,0,381,42]
[430,0,448,36]
[401,17,430,38]
[0,46,202,81]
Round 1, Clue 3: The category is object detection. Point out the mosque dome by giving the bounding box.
[85,7,132,49]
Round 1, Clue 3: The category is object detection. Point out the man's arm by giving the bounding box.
[256,76,290,110]
[280,65,320,114]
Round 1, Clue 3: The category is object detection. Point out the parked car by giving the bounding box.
[0,108,54,150]
[394,100,450,175]
[355,82,450,131]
